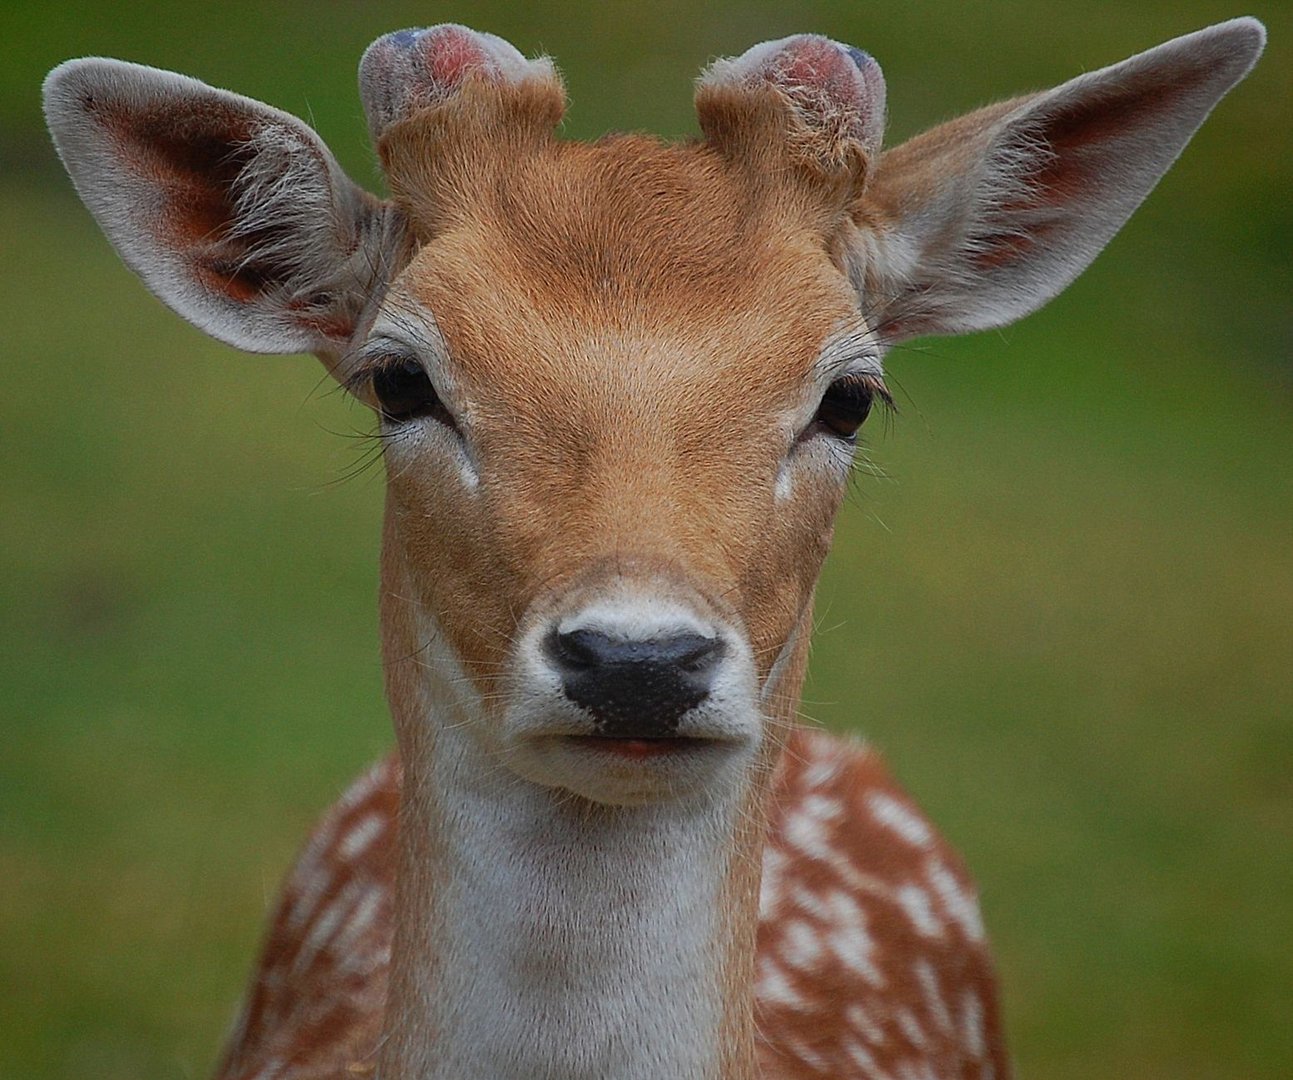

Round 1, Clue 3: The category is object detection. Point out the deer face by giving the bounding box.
[46,21,1264,803]
[364,133,878,802]
[341,29,907,803]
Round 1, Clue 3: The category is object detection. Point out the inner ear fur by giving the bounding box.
[43,58,402,355]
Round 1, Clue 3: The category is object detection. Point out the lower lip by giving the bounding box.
[566,736,713,760]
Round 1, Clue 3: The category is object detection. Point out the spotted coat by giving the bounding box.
[214,728,1008,1080]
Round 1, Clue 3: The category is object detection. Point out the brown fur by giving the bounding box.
[352,75,901,1077]
[368,79,866,700]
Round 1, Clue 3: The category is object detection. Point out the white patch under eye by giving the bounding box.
[383,418,479,491]
[457,455,480,490]
[360,294,480,489]
[775,464,794,500]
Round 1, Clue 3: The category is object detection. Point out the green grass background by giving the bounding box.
[2,2,1290,1077]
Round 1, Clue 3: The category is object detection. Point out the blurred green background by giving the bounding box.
[2,1,1289,1077]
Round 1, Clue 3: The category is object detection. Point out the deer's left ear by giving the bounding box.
[43,59,403,355]
[854,18,1264,341]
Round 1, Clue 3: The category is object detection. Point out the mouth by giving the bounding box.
[563,734,726,760]
[504,725,755,805]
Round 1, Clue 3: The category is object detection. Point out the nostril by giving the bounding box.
[673,633,724,673]
[550,627,603,670]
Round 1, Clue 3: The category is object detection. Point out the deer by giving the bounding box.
[43,17,1264,1080]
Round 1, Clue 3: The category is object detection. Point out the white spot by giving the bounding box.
[285,862,332,932]
[926,857,986,942]
[868,791,934,849]
[775,465,794,501]
[334,884,382,955]
[801,752,844,790]
[829,927,884,987]
[845,1002,885,1045]
[961,988,986,1060]
[784,807,837,864]
[338,812,385,861]
[786,1036,831,1074]
[914,958,953,1033]
[757,957,808,1011]
[802,793,843,822]
[781,918,825,971]
[896,1007,929,1050]
[844,1036,879,1073]
[823,889,884,986]
[825,887,870,933]
[295,883,355,971]
[791,882,833,921]
[894,883,944,939]
[760,844,787,919]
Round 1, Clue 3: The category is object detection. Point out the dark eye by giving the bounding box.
[814,374,891,442]
[371,357,455,428]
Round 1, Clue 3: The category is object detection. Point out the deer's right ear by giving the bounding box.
[43,59,403,355]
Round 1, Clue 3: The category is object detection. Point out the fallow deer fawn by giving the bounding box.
[45,18,1263,1080]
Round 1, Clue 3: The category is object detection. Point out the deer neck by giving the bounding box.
[375,534,809,1080]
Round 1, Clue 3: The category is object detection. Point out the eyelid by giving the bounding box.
[343,341,427,399]
[814,326,882,379]
[832,370,894,407]
[830,351,884,383]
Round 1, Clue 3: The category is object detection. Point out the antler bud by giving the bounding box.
[698,34,887,177]
[359,24,561,144]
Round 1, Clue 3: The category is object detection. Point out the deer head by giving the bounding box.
[42,20,1263,805]
[44,20,1263,1077]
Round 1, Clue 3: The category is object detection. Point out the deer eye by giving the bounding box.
[813,373,891,442]
[371,356,455,428]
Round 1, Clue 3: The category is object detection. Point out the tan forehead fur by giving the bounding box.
[380,80,863,410]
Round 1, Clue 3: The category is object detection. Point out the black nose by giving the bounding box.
[546,627,725,737]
